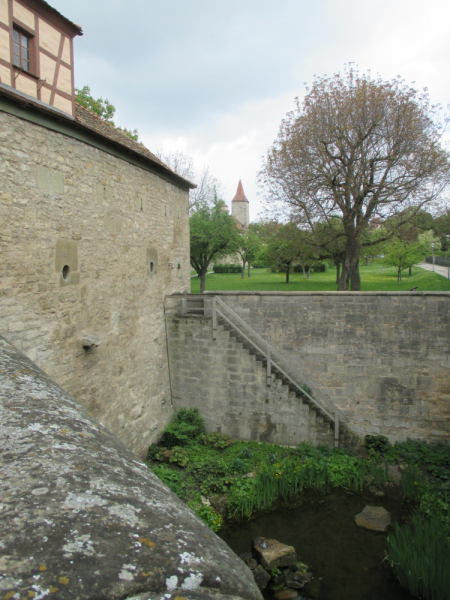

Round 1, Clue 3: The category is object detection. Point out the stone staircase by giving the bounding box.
[220,321,361,450]
[179,295,361,450]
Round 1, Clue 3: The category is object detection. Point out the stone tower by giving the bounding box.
[231,180,249,228]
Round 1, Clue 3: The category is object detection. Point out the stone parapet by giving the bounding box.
[0,336,261,600]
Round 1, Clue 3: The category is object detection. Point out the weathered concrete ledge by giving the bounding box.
[0,337,261,600]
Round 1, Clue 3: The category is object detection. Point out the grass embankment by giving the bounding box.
[146,410,450,599]
[191,263,450,293]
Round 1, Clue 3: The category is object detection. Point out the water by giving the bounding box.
[219,487,415,600]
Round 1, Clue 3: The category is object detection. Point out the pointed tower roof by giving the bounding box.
[232,180,249,203]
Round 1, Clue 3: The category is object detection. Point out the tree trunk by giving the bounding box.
[200,270,207,293]
[336,261,341,284]
[409,266,412,276]
[338,239,361,291]
[286,267,290,283]
[248,262,251,277]
[365,257,369,266]
[306,266,311,279]
[302,264,306,277]
[397,267,401,283]
[241,260,245,279]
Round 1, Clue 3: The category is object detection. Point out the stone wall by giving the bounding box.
[165,315,336,446]
[166,292,450,443]
[0,110,191,458]
[0,336,262,600]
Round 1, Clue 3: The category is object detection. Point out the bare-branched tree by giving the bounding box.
[259,66,450,290]
[157,150,223,212]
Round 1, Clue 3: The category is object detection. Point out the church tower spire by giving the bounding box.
[231,179,249,228]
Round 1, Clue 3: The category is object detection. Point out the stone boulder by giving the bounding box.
[252,538,297,571]
[355,506,391,532]
[252,565,271,590]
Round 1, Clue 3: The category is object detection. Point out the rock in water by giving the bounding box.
[355,506,391,531]
[253,564,271,590]
[253,538,297,570]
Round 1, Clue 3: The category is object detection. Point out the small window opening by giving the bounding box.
[150,261,154,273]
[13,28,31,72]
[140,199,143,212]
[177,263,181,270]
[62,265,70,281]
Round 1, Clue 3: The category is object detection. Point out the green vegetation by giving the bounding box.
[148,412,450,599]
[75,85,139,141]
[387,516,450,600]
[191,263,450,293]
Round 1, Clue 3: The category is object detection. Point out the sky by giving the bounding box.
[52,0,450,220]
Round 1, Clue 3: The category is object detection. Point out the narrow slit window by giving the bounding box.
[13,28,31,72]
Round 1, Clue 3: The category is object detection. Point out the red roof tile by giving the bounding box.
[232,179,248,203]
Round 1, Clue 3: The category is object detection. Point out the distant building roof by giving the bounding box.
[0,83,195,190]
[232,180,248,203]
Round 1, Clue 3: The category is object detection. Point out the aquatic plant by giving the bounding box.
[401,465,427,502]
[387,515,450,600]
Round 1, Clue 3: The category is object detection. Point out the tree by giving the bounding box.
[156,150,223,212]
[383,239,428,282]
[267,223,307,283]
[236,232,261,278]
[259,66,450,291]
[75,85,139,141]
[190,199,240,292]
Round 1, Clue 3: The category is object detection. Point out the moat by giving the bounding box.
[219,487,415,600]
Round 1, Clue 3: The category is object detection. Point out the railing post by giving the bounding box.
[334,411,340,448]
[212,297,217,340]
[181,296,187,317]
[266,343,271,386]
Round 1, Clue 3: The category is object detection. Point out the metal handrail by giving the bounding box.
[212,296,339,434]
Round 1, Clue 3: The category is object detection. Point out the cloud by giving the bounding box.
[51,0,450,220]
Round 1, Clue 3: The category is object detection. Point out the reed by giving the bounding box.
[387,515,450,600]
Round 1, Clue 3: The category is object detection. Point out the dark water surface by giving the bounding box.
[219,487,415,600]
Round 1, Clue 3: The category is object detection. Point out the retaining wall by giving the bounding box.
[166,292,450,443]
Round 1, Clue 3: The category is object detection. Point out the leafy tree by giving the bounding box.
[383,239,428,282]
[190,198,240,292]
[75,85,139,141]
[259,66,450,291]
[237,232,261,278]
[267,223,309,283]
[156,150,223,212]
[433,209,450,250]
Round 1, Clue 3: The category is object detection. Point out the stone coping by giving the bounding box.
[168,290,450,297]
[0,337,261,600]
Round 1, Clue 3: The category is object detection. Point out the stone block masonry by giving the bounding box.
[166,292,450,444]
[165,313,335,446]
[0,336,262,600]
[0,110,191,458]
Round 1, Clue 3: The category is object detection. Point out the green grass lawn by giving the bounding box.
[191,263,450,292]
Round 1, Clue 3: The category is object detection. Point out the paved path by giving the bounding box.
[417,262,450,279]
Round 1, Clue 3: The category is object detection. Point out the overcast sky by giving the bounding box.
[52,0,450,220]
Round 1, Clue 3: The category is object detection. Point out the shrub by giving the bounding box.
[213,264,242,273]
[161,408,205,447]
[201,432,234,449]
[365,434,391,456]
[387,516,450,600]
